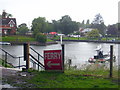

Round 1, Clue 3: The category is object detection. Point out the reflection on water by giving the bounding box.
[1,42,119,68]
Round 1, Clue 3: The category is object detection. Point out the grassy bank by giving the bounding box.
[9,63,119,88]
[1,35,53,43]
[1,36,36,42]
[11,69,118,88]
[53,36,120,41]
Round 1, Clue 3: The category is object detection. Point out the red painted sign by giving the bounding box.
[44,50,63,70]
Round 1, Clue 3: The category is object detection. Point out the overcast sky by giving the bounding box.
[0,0,119,27]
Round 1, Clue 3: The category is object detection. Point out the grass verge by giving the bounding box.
[10,68,119,88]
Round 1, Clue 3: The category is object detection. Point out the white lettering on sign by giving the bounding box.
[45,52,61,60]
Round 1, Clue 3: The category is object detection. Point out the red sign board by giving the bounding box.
[44,50,63,71]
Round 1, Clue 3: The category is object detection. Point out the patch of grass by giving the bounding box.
[1,36,36,42]
[47,39,54,42]
[18,70,119,88]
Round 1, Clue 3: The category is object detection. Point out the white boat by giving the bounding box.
[88,45,116,63]
[0,42,11,45]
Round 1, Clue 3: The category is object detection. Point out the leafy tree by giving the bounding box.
[86,19,90,24]
[92,13,104,24]
[107,24,118,36]
[46,22,54,33]
[91,13,106,35]
[2,10,13,18]
[17,23,29,35]
[31,17,47,36]
[52,20,61,32]
[59,15,79,35]
[86,19,91,28]
[7,14,13,18]
[35,33,47,43]
[87,29,100,38]
[2,10,7,18]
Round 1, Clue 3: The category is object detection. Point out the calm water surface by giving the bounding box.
[1,42,119,68]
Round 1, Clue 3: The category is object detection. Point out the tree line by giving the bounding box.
[17,14,120,37]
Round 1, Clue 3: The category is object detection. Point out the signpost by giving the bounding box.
[44,50,63,71]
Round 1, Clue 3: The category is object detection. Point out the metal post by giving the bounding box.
[19,57,20,69]
[61,44,65,72]
[24,43,30,70]
[5,52,7,67]
[110,45,113,78]
[38,54,39,70]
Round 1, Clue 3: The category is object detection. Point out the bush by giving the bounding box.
[35,33,47,43]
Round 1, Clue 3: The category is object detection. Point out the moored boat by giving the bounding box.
[88,45,116,63]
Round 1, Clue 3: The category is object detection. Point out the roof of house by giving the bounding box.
[0,18,17,26]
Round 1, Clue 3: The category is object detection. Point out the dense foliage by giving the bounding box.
[35,33,47,43]
[17,13,119,37]
[87,29,100,38]
[17,23,29,35]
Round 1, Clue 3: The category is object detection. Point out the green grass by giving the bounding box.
[1,36,36,42]
[53,36,120,41]
[1,35,54,42]
[21,70,118,88]
[47,39,54,42]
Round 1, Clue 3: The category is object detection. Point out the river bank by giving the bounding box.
[4,41,58,46]
[56,39,120,44]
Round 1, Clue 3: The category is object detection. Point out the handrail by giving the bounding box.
[30,47,44,58]
[0,48,24,69]
[30,58,44,69]
[0,48,23,58]
[29,54,44,68]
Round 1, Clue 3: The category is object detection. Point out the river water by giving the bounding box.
[1,41,119,69]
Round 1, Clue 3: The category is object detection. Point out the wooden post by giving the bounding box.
[110,45,113,78]
[61,44,65,72]
[24,43,30,70]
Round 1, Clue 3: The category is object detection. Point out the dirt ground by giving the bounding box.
[1,66,35,88]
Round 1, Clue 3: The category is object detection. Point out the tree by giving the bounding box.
[59,15,79,35]
[7,14,13,18]
[87,29,100,38]
[107,24,118,36]
[2,10,7,18]
[92,13,104,24]
[86,19,91,28]
[17,23,29,35]
[2,10,13,18]
[52,20,60,32]
[86,19,90,25]
[46,22,54,33]
[91,13,106,35]
[31,17,47,36]
[35,33,47,43]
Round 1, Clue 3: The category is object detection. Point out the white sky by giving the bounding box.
[0,0,119,27]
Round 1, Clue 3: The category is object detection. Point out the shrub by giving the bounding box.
[35,33,47,43]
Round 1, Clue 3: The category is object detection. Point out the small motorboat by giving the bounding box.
[0,42,11,45]
[88,45,116,63]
